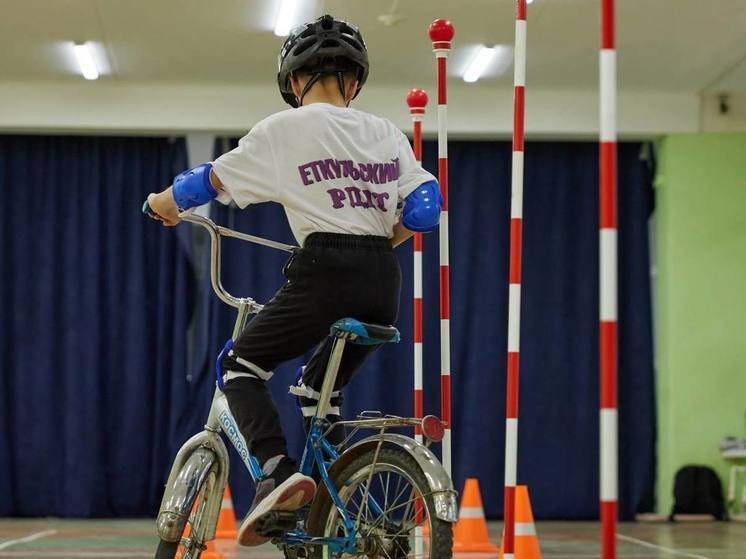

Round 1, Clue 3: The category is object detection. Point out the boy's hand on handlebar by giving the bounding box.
[145,188,181,227]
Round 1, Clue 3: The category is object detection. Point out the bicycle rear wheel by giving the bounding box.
[154,464,218,559]
[306,446,453,559]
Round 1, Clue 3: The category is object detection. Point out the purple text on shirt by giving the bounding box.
[298,158,400,186]
[327,187,389,211]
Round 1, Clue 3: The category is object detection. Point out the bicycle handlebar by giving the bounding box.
[143,199,297,311]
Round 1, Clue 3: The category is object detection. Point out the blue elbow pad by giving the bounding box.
[171,163,218,210]
[402,180,442,232]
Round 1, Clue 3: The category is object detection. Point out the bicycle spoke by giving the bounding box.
[382,471,390,515]
[388,477,412,514]
[379,541,394,559]
[365,492,431,531]
[326,460,439,559]
[398,486,418,530]
[355,478,374,529]
[393,474,403,509]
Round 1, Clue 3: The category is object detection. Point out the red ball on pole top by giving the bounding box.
[429,18,455,47]
[406,88,429,110]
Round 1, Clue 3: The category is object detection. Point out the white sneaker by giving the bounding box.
[238,472,316,546]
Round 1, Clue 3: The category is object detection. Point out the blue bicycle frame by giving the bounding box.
[215,331,383,554]
[154,212,456,556]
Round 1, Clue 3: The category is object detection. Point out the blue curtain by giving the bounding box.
[192,138,655,520]
[0,135,654,521]
[0,135,193,517]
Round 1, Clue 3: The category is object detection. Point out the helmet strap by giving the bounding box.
[298,72,323,106]
[296,71,353,107]
[336,72,350,107]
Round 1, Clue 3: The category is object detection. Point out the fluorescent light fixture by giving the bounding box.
[274,0,300,36]
[73,42,99,80]
[463,46,499,83]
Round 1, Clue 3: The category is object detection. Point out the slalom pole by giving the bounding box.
[406,87,428,445]
[428,17,455,478]
[599,0,618,557]
[502,2,527,558]
[406,87,428,557]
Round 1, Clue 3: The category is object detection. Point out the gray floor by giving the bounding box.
[0,518,744,558]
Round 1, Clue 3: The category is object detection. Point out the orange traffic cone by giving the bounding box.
[201,540,224,559]
[215,486,238,539]
[498,485,542,559]
[453,478,499,552]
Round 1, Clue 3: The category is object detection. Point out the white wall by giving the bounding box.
[0,81,700,139]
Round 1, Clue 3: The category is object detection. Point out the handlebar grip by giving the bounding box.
[142,199,153,216]
[142,198,166,223]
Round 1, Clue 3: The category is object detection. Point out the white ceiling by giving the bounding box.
[1,0,745,93]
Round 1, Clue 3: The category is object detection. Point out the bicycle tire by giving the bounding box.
[153,464,218,559]
[306,446,453,559]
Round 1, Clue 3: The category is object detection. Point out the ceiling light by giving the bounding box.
[274,0,300,37]
[463,46,500,83]
[73,42,99,80]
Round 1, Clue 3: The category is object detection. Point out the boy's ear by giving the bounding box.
[345,78,358,104]
[290,74,302,100]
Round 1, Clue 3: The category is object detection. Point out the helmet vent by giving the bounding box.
[293,39,315,56]
[340,35,362,51]
[320,39,340,48]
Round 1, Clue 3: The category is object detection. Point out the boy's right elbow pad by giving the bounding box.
[402,180,442,232]
[171,163,218,211]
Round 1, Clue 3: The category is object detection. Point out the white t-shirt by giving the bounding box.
[212,103,436,245]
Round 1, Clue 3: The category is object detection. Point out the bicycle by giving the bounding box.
[145,206,457,559]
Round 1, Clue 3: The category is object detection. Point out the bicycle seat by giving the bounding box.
[330,318,400,345]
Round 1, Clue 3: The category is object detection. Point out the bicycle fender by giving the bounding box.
[323,433,458,523]
[156,431,230,542]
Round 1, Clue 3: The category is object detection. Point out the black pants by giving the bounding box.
[221,233,401,465]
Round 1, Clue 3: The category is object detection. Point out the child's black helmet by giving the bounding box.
[277,14,369,108]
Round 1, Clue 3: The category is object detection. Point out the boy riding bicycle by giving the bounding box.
[146,14,441,546]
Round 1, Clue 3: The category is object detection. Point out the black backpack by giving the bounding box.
[669,465,727,520]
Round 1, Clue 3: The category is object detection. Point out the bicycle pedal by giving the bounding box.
[255,511,299,537]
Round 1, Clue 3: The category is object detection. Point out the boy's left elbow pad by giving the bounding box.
[402,180,442,232]
[171,163,218,211]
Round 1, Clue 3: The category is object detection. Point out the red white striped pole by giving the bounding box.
[406,88,428,559]
[503,2,527,559]
[428,18,455,477]
[599,0,618,558]
[406,88,428,446]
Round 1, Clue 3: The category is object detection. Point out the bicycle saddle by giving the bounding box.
[330,318,401,345]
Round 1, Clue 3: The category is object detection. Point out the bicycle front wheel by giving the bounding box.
[154,464,219,559]
[306,446,453,559]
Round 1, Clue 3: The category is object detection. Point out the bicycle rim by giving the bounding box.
[176,468,217,559]
[321,461,431,558]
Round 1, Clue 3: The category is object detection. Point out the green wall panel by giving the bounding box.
[655,133,746,513]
